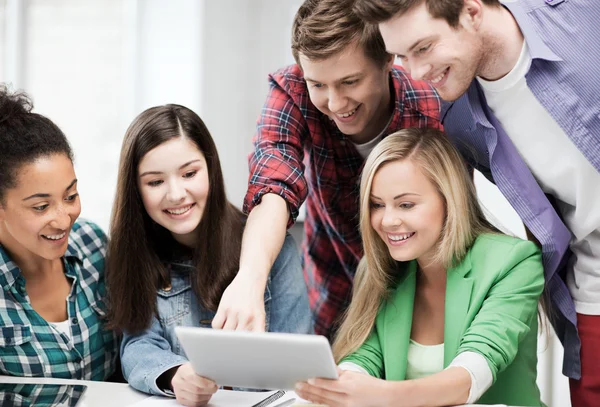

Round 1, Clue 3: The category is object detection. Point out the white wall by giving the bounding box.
[0,1,571,405]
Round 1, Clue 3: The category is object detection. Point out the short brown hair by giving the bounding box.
[353,0,500,28]
[291,0,391,67]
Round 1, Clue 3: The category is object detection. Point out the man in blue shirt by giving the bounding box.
[353,1,600,406]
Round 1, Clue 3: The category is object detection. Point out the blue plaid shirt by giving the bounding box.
[0,220,118,380]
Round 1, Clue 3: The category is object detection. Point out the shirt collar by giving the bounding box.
[501,0,562,62]
[0,238,84,290]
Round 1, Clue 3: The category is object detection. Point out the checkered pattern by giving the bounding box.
[0,383,86,407]
[0,220,118,380]
[244,64,442,338]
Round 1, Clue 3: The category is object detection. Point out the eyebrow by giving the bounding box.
[22,179,78,201]
[397,35,437,58]
[370,192,420,200]
[304,72,363,84]
[139,159,202,178]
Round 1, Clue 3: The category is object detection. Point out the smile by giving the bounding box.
[430,68,449,85]
[41,232,67,241]
[335,105,360,119]
[387,232,415,242]
[163,203,195,216]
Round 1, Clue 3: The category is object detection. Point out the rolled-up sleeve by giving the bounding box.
[244,76,309,226]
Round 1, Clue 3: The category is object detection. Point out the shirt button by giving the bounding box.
[5,337,12,344]
[71,318,78,324]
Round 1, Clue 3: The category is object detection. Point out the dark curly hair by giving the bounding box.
[0,84,73,202]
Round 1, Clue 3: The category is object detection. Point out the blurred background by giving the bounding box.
[0,1,570,405]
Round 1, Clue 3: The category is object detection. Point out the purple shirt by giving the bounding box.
[441,0,600,379]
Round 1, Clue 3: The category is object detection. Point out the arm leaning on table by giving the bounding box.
[120,317,187,396]
[212,74,310,332]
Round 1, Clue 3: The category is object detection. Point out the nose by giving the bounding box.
[381,207,401,229]
[49,204,72,230]
[327,88,347,114]
[406,59,432,81]
[166,179,186,203]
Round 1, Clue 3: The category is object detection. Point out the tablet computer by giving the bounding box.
[0,383,87,407]
[175,327,339,390]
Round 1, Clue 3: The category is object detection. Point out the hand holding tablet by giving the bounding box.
[175,327,338,391]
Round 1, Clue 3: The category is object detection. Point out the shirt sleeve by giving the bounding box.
[243,75,309,226]
[338,362,369,375]
[455,240,544,384]
[120,316,188,396]
[338,326,385,379]
[448,351,494,403]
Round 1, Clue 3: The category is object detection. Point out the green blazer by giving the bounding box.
[343,234,545,406]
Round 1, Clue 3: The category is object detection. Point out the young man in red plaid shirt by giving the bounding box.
[212,0,442,339]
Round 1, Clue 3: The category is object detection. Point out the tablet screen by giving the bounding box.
[0,383,88,407]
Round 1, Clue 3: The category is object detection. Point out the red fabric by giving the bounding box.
[570,313,600,407]
[244,64,442,339]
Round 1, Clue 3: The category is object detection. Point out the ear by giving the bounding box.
[461,0,484,31]
[385,53,395,72]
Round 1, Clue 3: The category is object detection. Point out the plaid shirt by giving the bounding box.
[0,383,86,407]
[0,220,118,380]
[244,64,442,338]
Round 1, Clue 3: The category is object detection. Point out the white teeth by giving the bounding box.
[430,69,447,84]
[44,232,66,240]
[339,106,358,118]
[165,205,193,215]
[388,232,414,241]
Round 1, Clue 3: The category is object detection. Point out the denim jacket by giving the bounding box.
[120,233,313,395]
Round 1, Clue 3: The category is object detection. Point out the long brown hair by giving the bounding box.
[333,128,497,361]
[106,104,244,333]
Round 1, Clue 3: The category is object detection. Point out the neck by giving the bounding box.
[477,5,524,81]
[348,76,394,144]
[416,258,446,287]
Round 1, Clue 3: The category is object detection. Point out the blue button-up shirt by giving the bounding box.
[441,0,600,379]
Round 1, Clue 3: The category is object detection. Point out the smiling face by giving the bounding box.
[379,2,483,101]
[0,154,81,261]
[369,158,446,266]
[138,136,209,247]
[300,42,394,143]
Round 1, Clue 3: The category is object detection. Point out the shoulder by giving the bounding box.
[471,233,539,255]
[67,219,107,285]
[269,64,308,97]
[69,219,108,258]
[390,66,441,120]
[467,233,542,277]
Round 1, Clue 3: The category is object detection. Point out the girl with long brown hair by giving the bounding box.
[106,104,311,405]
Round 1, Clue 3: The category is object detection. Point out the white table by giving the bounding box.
[0,376,521,406]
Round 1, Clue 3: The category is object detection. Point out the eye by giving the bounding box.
[147,180,163,187]
[183,170,197,179]
[399,202,415,209]
[65,193,79,202]
[342,79,358,86]
[370,201,384,209]
[416,44,431,55]
[33,204,49,212]
[312,83,324,89]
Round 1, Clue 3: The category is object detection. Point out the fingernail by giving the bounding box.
[296,383,304,391]
[307,378,315,385]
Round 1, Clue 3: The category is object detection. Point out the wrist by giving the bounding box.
[236,265,269,286]
[384,380,419,407]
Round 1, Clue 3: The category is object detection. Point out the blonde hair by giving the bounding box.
[332,128,497,361]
